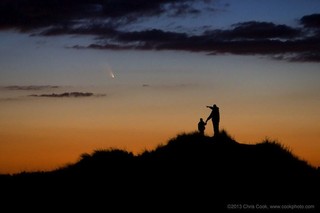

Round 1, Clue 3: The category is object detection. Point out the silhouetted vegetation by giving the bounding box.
[1,130,319,211]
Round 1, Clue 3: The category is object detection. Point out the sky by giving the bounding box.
[0,0,320,174]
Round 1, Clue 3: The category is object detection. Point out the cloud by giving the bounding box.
[0,86,106,101]
[29,92,106,98]
[283,51,320,63]
[300,14,320,29]
[74,18,319,62]
[140,83,198,91]
[3,85,60,90]
[0,0,87,30]
[206,21,301,39]
[166,1,201,17]
[1,1,319,62]
[0,0,208,31]
[39,23,118,36]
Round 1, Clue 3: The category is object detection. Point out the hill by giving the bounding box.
[1,131,319,211]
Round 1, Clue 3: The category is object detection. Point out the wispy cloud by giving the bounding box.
[0,86,106,101]
[2,85,60,91]
[29,92,106,98]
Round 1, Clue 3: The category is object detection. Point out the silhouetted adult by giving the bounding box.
[198,118,206,135]
[205,104,220,136]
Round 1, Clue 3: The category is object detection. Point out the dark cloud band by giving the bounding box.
[0,0,319,62]
[72,19,320,62]
[0,0,205,30]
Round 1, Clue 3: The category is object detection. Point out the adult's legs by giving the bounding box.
[213,121,219,136]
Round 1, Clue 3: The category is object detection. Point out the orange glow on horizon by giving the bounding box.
[1,118,319,174]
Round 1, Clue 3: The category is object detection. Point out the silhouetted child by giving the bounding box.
[198,118,206,135]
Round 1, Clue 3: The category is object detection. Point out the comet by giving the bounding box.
[105,64,115,79]
[109,70,115,79]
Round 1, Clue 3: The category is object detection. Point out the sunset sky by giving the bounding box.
[1,0,320,174]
